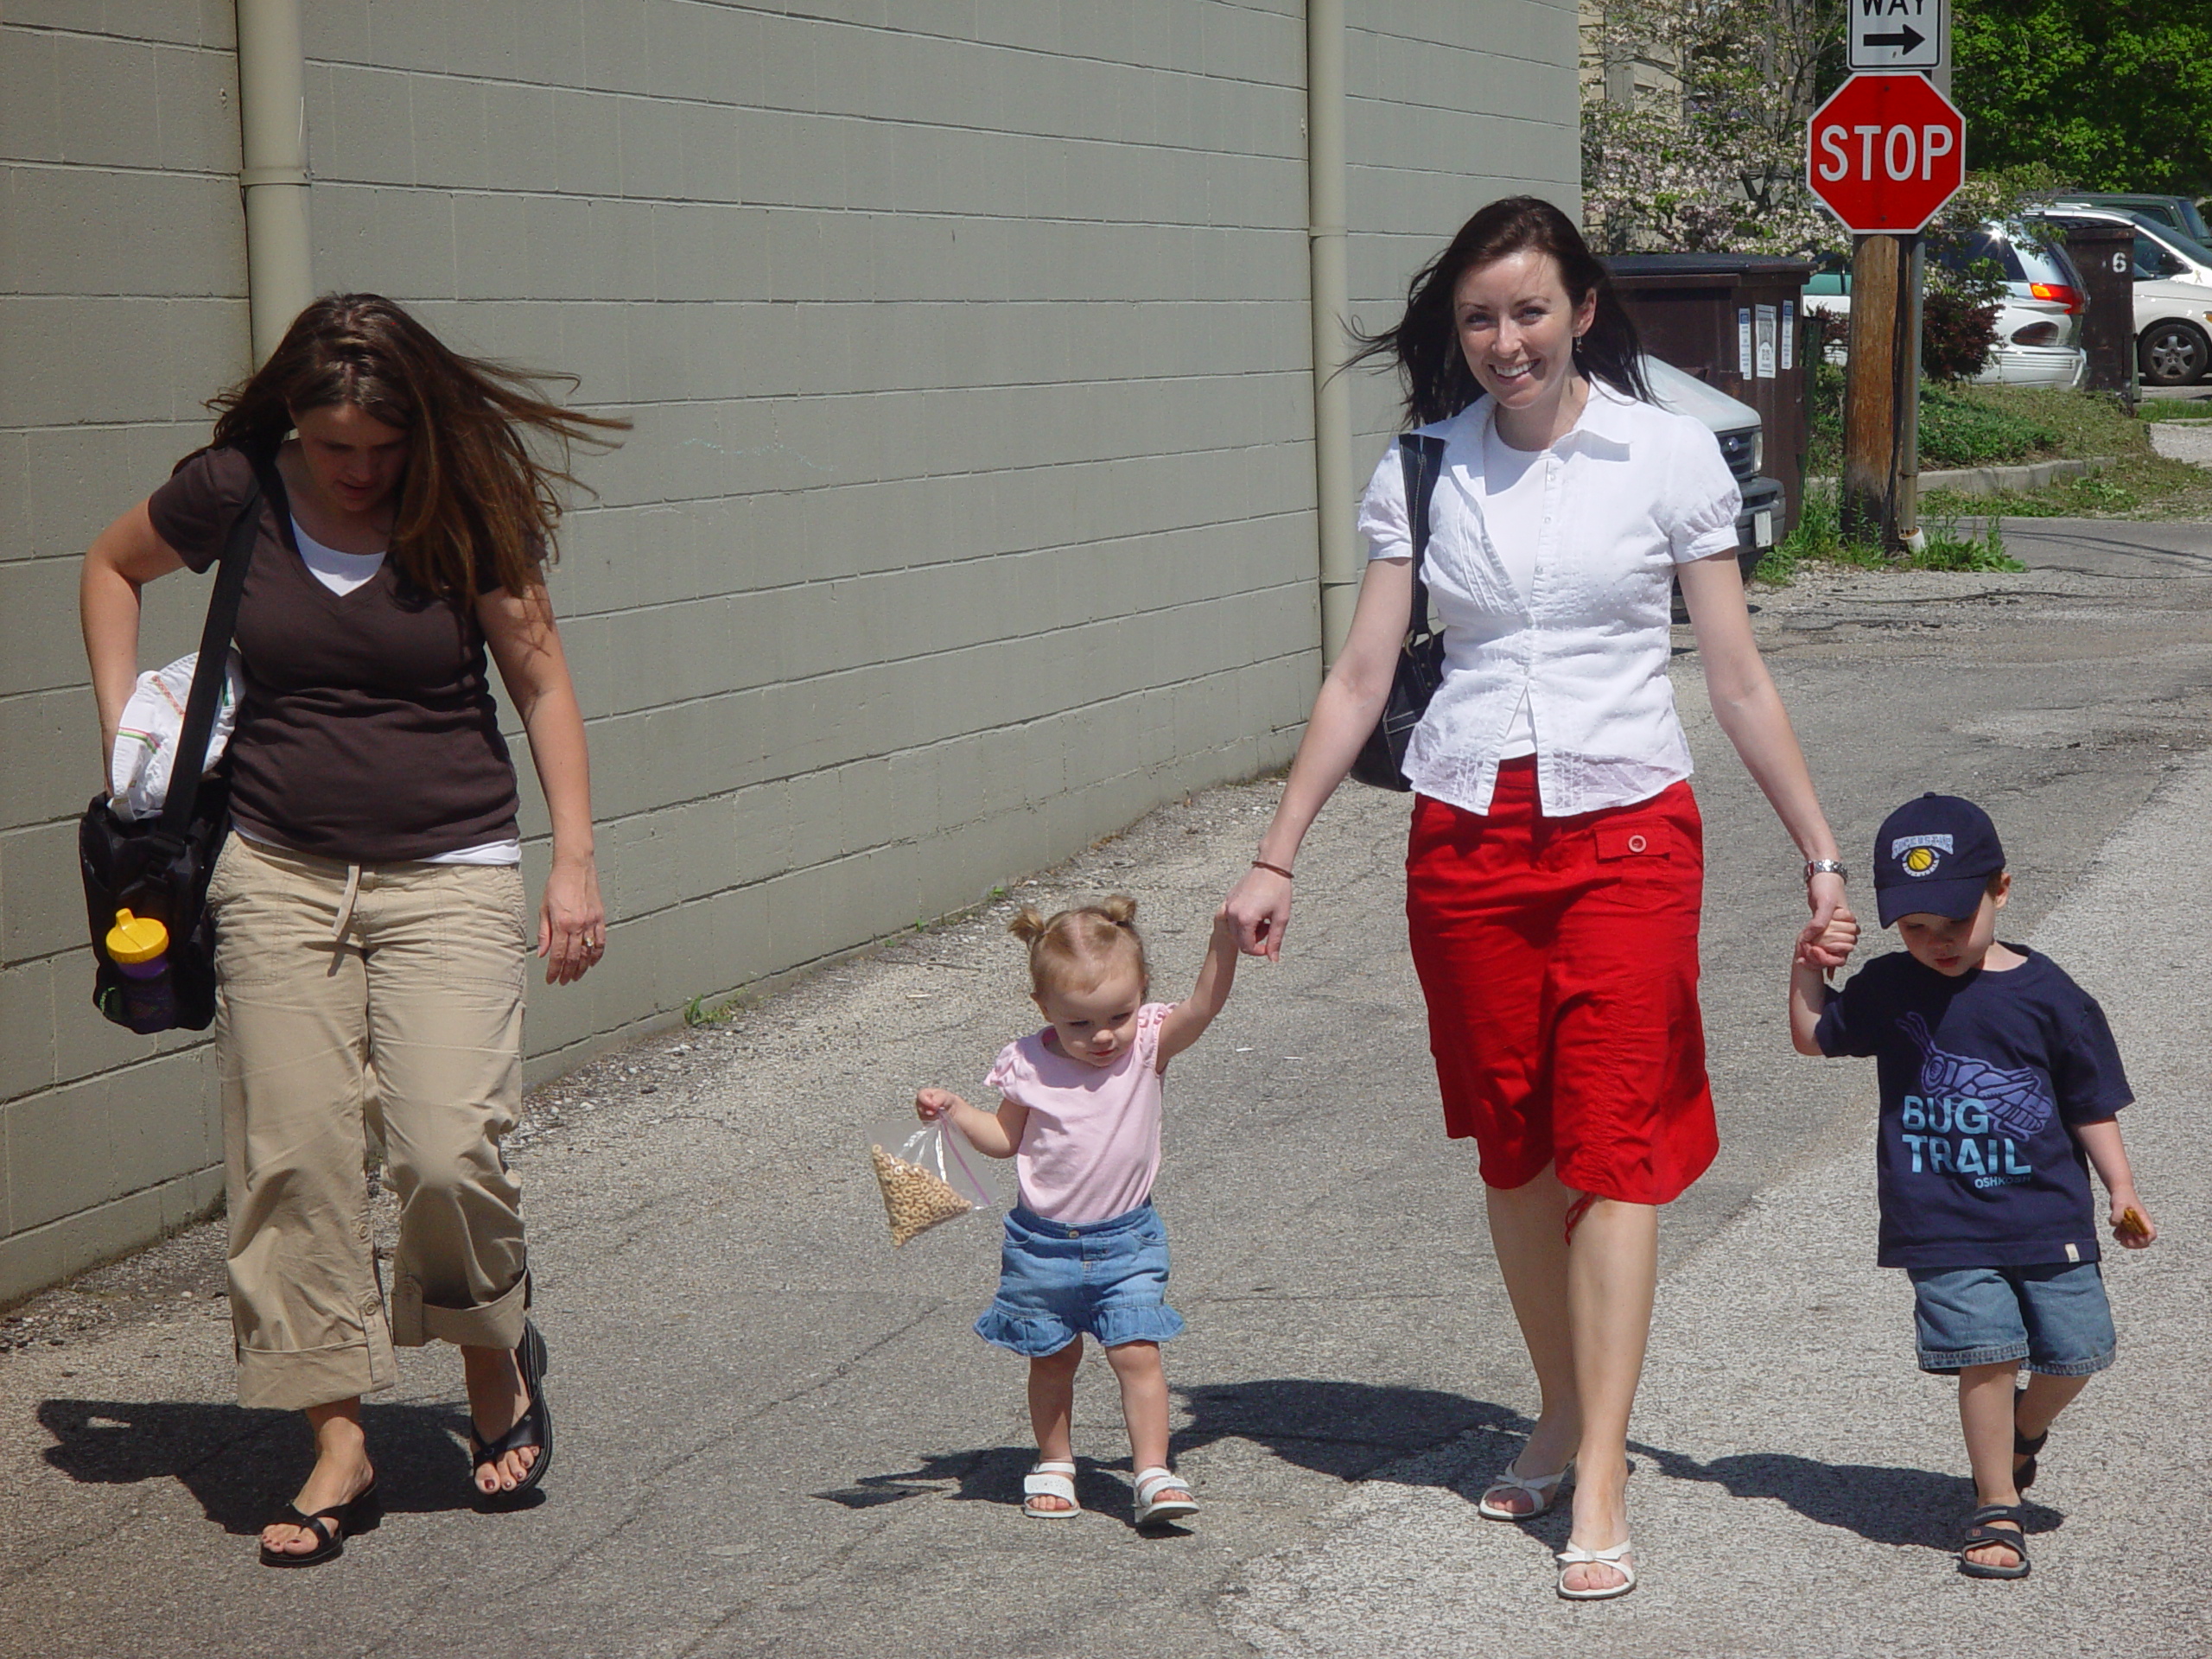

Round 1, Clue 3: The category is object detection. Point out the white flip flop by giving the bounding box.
[1477,1457,1573,1521]
[1021,1460,1079,1518]
[1556,1535,1637,1600]
[1132,1466,1198,1526]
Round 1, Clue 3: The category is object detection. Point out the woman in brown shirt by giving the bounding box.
[79,296,624,1565]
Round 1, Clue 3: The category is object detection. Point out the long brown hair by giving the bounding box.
[208,294,628,602]
[1350,196,1650,427]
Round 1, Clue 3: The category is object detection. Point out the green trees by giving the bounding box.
[1955,1,2212,195]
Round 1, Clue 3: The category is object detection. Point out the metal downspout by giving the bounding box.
[234,0,313,363]
[1307,0,1357,665]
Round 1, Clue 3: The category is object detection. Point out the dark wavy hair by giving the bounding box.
[208,295,628,602]
[1350,196,1650,426]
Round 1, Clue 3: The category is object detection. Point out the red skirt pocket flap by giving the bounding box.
[1594,823,1671,861]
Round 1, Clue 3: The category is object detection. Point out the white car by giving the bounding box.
[2134,281,2212,385]
[2036,204,2212,289]
[1802,222,2088,389]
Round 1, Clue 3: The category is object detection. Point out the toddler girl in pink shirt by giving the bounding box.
[917,893,1238,1528]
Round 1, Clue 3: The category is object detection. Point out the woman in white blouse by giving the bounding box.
[1225,198,1856,1599]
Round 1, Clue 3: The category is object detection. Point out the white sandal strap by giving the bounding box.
[1024,1465,1077,1501]
[1557,1538,1635,1567]
[1133,1467,1189,1500]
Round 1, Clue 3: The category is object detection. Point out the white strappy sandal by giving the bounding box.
[1555,1535,1637,1601]
[1132,1466,1198,1526]
[1477,1458,1573,1521]
[1021,1460,1080,1518]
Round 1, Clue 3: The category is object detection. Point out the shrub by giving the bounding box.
[1922,289,2002,381]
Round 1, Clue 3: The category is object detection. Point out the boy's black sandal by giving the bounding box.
[257,1484,380,1567]
[2013,1423,2049,1491]
[471,1319,553,1509]
[1958,1504,2031,1579]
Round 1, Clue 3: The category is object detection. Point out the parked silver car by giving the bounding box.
[1804,222,2088,388]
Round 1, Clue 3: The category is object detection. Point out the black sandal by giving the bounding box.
[470,1319,552,1508]
[1959,1503,2031,1580]
[257,1484,380,1567]
[2013,1423,2049,1491]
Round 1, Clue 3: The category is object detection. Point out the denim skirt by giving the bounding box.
[974,1202,1185,1357]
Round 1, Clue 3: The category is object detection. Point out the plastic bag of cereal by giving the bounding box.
[868,1113,1000,1247]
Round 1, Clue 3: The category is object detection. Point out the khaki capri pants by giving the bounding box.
[207,835,531,1411]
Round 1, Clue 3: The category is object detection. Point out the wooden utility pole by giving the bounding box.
[1840,232,1916,551]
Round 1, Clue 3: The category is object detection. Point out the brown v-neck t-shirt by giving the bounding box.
[148,446,520,863]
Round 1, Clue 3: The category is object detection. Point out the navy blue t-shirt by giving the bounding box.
[1815,946,2131,1270]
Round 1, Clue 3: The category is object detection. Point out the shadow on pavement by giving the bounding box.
[1174,1379,1529,1482]
[823,1380,1533,1520]
[1634,1444,2066,1550]
[37,1398,480,1534]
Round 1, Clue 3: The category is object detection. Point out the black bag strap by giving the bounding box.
[157,456,266,836]
[1396,433,1447,643]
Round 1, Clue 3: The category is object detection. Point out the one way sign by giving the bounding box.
[1850,0,1945,71]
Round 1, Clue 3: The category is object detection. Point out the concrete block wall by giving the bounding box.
[0,4,248,1303]
[0,0,1579,1305]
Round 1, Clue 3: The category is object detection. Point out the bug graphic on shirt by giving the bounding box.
[1898,1013,2053,1141]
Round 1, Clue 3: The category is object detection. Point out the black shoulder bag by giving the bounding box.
[1348,431,1449,791]
[79,463,264,1033]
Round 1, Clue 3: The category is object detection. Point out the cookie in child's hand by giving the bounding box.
[871,1144,976,1245]
[2114,1205,2150,1243]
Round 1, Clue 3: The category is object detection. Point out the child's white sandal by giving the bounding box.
[1132,1465,1198,1526]
[1021,1460,1080,1518]
[1555,1535,1637,1600]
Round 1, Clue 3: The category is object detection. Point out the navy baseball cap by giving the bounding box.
[1872,793,2006,926]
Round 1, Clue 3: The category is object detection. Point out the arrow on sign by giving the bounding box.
[1862,23,1926,51]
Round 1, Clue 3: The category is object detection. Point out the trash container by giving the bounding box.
[2059,220,2138,405]
[1602,254,1815,539]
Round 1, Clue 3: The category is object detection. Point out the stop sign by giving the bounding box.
[1806,73,1965,233]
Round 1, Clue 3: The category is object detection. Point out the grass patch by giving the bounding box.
[1808,379,2212,518]
[2140,399,2212,422]
[1758,482,2022,578]
[1916,505,2022,572]
[1916,386,2057,467]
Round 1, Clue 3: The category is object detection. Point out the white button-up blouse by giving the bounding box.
[1357,381,1743,819]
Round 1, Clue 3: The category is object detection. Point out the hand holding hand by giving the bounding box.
[1225,867,1292,962]
[538,852,606,985]
[1798,875,1857,971]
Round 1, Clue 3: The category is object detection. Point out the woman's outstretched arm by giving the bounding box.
[1677,551,1855,968]
[1224,555,1414,960]
[79,501,186,773]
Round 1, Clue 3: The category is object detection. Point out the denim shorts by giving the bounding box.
[1910,1260,2116,1376]
[974,1202,1185,1357]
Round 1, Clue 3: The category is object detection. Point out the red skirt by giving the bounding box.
[1404,760,1717,1205]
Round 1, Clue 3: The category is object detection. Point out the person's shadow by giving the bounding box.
[1637,1443,2065,1549]
[823,1375,2053,1553]
[818,1378,1535,1524]
[36,1397,491,1534]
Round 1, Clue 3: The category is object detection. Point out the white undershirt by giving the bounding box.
[264,518,521,868]
[1478,422,1554,760]
[292,515,387,597]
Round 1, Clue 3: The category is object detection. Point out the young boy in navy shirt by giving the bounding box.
[1789,793,2156,1580]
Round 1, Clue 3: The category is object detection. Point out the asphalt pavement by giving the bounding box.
[2,518,2209,1657]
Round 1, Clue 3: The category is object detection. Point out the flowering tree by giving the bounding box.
[1581,0,1848,258]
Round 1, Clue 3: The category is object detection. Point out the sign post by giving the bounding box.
[1807,70,1965,550]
